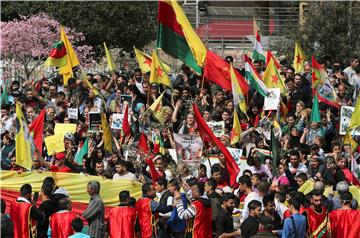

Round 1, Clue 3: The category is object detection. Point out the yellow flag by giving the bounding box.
[149,50,171,88]
[163,0,207,67]
[101,113,112,153]
[230,64,247,115]
[15,103,34,170]
[146,91,166,123]
[343,130,357,149]
[230,111,242,145]
[59,26,80,86]
[134,47,153,73]
[349,96,360,129]
[293,41,307,74]
[104,42,117,72]
[263,57,286,92]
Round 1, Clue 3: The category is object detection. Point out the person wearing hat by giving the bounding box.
[328,191,360,238]
[49,152,71,173]
[253,215,278,237]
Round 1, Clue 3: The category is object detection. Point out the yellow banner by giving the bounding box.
[44,134,65,153]
[54,123,77,136]
[0,171,142,205]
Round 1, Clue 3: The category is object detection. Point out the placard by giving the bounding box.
[111,113,124,129]
[54,123,77,136]
[89,112,101,131]
[206,121,225,137]
[339,106,360,135]
[67,108,78,120]
[173,133,203,163]
[264,88,281,111]
[44,134,65,153]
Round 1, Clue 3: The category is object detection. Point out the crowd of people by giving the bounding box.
[1,55,360,238]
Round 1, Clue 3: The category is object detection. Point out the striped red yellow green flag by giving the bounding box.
[157,0,207,74]
[244,54,269,97]
[252,31,266,63]
[44,41,67,67]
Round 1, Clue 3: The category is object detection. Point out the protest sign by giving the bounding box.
[339,106,360,135]
[168,149,178,164]
[264,88,281,111]
[54,123,77,136]
[206,121,225,137]
[227,147,249,174]
[89,112,101,131]
[111,113,124,129]
[173,133,203,163]
[67,108,78,120]
[44,134,65,153]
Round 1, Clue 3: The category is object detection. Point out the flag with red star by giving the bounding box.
[149,49,171,88]
[293,41,307,73]
[263,56,286,92]
[230,111,242,145]
[133,47,170,74]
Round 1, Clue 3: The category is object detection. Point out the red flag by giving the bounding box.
[266,50,281,69]
[138,133,150,155]
[204,50,249,94]
[145,157,162,185]
[193,103,240,186]
[29,109,46,154]
[122,105,131,136]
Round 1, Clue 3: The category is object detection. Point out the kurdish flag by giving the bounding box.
[263,56,286,92]
[103,42,117,72]
[134,47,153,73]
[59,26,80,86]
[293,42,307,74]
[157,0,207,74]
[44,41,67,67]
[252,31,266,63]
[149,50,171,88]
[230,64,247,115]
[244,55,269,97]
[311,56,327,92]
[230,111,242,145]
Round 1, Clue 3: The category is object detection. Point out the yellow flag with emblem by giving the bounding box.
[15,102,35,170]
[59,26,80,86]
[293,41,307,74]
[149,50,171,88]
[146,91,166,124]
[230,111,242,145]
[263,57,286,92]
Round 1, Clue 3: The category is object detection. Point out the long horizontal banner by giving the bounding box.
[0,171,142,205]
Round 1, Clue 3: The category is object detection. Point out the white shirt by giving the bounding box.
[112,172,136,181]
[242,191,262,220]
[288,162,308,175]
[344,67,356,85]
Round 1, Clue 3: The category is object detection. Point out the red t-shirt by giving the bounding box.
[50,165,71,173]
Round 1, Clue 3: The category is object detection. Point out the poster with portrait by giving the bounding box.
[111,113,124,129]
[339,106,360,135]
[206,121,225,137]
[173,133,203,163]
[264,88,281,111]
[89,112,101,131]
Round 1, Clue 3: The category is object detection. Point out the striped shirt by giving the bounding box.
[176,199,196,220]
[82,194,105,238]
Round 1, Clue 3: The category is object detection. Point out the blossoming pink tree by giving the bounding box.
[1,13,94,81]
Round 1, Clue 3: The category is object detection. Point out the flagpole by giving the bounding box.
[200,73,205,97]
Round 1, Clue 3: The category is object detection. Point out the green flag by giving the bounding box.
[270,126,279,175]
[311,93,321,123]
[1,84,9,105]
[74,138,88,165]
